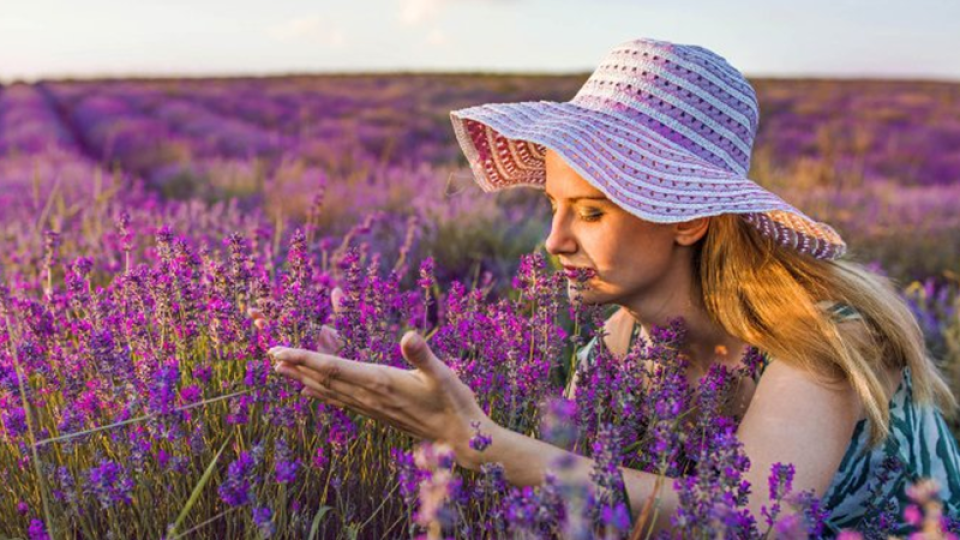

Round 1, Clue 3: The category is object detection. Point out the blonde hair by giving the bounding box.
[695,213,958,448]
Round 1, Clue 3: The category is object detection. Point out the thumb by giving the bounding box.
[400,331,445,379]
[331,287,344,315]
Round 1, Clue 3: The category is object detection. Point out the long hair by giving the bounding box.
[695,213,957,448]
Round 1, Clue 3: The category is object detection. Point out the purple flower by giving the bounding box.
[761,462,795,527]
[589,424,630,535]
[324,406,357,455]
[179,384,202,403]
[273,437,299,485]
[218,451,258,507]
[418,257,436,291]
[52,465,77,505]
[286,229,308,286]
[468,420,492,452]
[789,490,830,537]
[226,395,253,425]
[252,506,274,538]
[672,425,756,537]
[114,210,132,253]
[226,232,253,296]
[313,447,329,471]
[3,407,28,439]
[85,459,134,509]
[149,360,179,415]
[28,519,49,540]
[600,503,631,534]
[391,448,427,507]
[541,397,579,450]
[333,247,368,360]
[738,346,767,380]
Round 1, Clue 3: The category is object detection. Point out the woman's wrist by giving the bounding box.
[452,417,504,471]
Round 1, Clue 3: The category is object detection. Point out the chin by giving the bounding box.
[566,281,614,306]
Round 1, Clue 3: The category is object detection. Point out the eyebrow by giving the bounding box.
[543,192,610,203]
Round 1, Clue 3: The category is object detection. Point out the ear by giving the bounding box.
[673,217,710,247]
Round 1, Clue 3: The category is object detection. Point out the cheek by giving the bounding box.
[596,231,668,284]
[580,228,619,265]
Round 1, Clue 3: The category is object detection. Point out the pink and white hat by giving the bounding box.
[449,37,846,260]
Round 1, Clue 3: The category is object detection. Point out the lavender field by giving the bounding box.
[1,75,958,539]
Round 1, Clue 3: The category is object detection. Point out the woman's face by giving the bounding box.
[543,149,705,307]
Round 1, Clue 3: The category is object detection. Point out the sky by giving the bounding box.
[2,0,959,83]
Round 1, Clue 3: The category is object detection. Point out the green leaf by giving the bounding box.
[308,505,333,540]
[167,434,233,538]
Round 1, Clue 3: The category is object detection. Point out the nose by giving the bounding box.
[544,209,577,256]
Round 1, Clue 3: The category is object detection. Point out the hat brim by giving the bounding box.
[450,100,846,260]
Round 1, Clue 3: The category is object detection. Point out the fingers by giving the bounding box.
[317,325,342,354]
[293,366,426,438]
[301,385,425,438]
[294,367,369,406]
[399,331,448,381]
[270,346,381,389]
[247,308,268,331]
[331,287,343,316]
[277,362,376,411]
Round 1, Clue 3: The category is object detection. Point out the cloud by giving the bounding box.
[0,16,43,32]
[265,16,346,47]
[425,28,448,46]
[398,0,446,25]
[398,0,519,29]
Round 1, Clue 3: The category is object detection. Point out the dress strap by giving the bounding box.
[817,300,863,322]
[627,321,641,352]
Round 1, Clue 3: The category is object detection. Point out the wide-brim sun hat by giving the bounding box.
[449,37,846,261]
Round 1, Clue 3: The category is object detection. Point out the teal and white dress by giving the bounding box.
[574,302,960,535]
[760,302,960,535]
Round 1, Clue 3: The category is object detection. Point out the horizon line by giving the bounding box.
[3,68,960,86]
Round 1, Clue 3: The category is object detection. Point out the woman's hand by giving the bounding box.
[260,288,496,470]
[270,333,494,469]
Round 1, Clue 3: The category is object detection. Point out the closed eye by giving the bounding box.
[547,203,603,222]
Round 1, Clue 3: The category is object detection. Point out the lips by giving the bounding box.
[562,266,597,280]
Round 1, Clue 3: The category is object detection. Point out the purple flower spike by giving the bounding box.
[541,397,579,450]
[28,519,50,540]
[218,451,258,507]
[85,459,135,509]
[468,420,492,453]
[761,462,795,526]
[252,506,275,538]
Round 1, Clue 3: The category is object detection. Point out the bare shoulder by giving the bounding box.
[739,351,864,498]
[739,316,902,485]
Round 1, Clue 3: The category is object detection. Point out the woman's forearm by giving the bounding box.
[456,422,680,533]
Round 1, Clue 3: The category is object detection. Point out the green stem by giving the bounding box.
[3,313,56,537]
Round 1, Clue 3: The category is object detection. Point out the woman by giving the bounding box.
[264,38,960,535]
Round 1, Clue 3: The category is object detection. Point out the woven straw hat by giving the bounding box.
[449,37,846,260]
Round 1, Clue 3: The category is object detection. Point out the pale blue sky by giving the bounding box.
[2,0,959,82]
